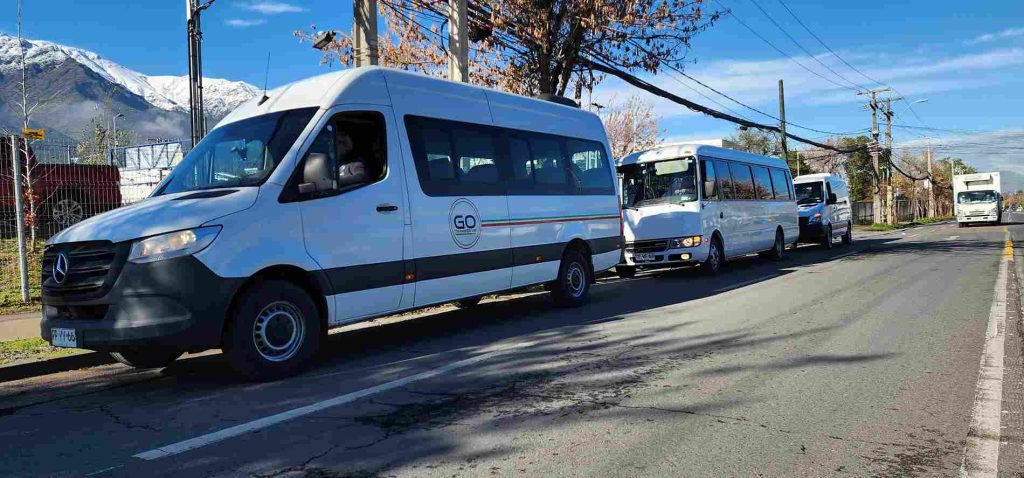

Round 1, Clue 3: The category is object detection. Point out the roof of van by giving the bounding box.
[616,143,789,169]
[214,67,601,133]
[794,173,842,183]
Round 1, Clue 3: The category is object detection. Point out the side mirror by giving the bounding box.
[703,180,716,198]
[298,153,336,194]
[827,192,838,205]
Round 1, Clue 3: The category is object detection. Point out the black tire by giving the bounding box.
[822,225,834,250]
[551,249,592,307]
[958,222,965,228]
[841,222,853,245]
[223,280,322,381]
[454,296,482,308]
[703,236,724,276]
[615,265,637,279]
[110,349,183,369]
[768,229,784,261]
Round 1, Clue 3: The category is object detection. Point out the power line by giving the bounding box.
[713,0,860,92]
[743,0,867,91]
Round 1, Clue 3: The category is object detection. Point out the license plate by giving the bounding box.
[634,253,656,262]
[51,328,78,348]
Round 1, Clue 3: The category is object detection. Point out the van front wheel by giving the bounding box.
[224,280,321,381]
[551,250,592,307]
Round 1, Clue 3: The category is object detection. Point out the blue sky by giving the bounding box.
[3,0,1024,179]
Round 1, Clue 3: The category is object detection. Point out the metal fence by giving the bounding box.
[2,136,188,310]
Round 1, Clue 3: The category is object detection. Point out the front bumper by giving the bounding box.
[958,215,999,223]
[621,241,707,267]
[798,220,827,242]
[41,254,242,352]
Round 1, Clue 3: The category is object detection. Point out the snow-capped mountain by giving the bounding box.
[0,33,258,139]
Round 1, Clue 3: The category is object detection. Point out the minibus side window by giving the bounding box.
[752,166,774,200]
[729,163,756,200]
[405,116,505,196]
[713,159,734,200]
[530,136,572,193]
[769,168,792,200]
[508,136,534,185]
[566,139,614,195]
[700,159,719,200]
[453,128,499,184]
[299,111,388,193]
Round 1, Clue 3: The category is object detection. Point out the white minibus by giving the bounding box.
[793,173,852,248]
[40,67,622,380]
[616,144,798,277]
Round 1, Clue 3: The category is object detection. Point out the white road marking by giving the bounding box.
[948,235,961,240]
[134,342,532,460]
[85,465,124,476]
[958,234,1011,477]
[713,275,777,293]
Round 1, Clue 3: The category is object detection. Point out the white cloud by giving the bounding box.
[966,27,1024,45]
[226,18,266,27]
[893,129,1024,176]
[238,1,307,14]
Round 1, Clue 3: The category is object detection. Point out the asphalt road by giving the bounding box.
[2,214,1022,477]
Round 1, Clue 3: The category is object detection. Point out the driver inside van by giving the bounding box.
[334,129,368,187]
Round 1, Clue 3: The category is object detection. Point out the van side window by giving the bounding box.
[530,136,571,191]
[752,166,774,200]
[567,139,615,194]
[729,163,756,200]
[509,136,534,183]
[713,159,734,199]
[300,110,387,192]
[769,168,792,200]
[405,116,505,196]
[700,159,719,200]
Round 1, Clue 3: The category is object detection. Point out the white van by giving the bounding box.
[616,144,798,277]
[793,173,852,248]
[40,68,622,380]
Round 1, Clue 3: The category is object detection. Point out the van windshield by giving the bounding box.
[958,191,999,204]
[158,107,318,195]
[620,157,698,208]
[795,182,823,205]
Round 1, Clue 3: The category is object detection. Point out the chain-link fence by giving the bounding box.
[2,136,188,312]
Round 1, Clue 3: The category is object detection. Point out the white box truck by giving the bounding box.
[954,172,1002,227]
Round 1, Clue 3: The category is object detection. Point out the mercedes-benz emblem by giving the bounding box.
[53,252,69,285]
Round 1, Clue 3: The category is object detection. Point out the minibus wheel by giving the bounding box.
[822,225,834,250]
[224,280,321,381]
[842,222,853,245]
[552,250,591,307]
[110,349,183,369]
[454,297,482,308]
[768,229,785,261]
[615,266,636,279]
[703,237,723,276]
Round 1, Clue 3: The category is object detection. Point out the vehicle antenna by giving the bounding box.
[257,51,271,106]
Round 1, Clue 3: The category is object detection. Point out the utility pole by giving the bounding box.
[448,0,469,82]
[858,87,890,224]
[882,97,895,224]
[926,143,935,218]
[186,0,215,148]
[353,0,378,66]
[778,79,791,172]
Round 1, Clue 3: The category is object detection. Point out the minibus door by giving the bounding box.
[297,107,407,325]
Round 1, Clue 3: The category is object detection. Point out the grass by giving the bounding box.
[0,337,84,366]
[862,216,953,232]
[0,238,44,315]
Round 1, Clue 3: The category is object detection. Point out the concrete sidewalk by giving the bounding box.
[0,311,40,341]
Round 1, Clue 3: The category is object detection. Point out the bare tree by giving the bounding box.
[600,96,663,158]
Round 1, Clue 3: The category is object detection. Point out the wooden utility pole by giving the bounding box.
[882,98,894,224]
[858,88,890,224]
[926,144,935,218]
[353,0,378,66]
[778,80,791,172]
[448,0,469,82]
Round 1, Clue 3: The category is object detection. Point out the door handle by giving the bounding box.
[376,203,398,213]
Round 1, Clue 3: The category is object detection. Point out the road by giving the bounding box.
[2,214,1022,477]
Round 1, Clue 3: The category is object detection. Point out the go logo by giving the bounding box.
[449,198,482,249]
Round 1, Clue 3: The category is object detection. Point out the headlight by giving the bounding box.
[808,212,822,224]
[128,226,221,264]
[670,235,702,248]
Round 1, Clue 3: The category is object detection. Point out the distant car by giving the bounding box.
[0,137,122,234]
[794,173,852,249]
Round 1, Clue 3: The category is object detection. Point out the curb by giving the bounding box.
[0,352,114,383]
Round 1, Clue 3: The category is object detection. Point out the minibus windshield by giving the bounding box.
[620,157,698,208]
[158,107,318,195]
[958,190,999,204]
[795,182,824,205]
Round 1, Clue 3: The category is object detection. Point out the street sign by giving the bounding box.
[22,128,45,140]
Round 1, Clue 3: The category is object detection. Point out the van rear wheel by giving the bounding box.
[224,280,321,381]
[841,222,853,245]
[768,230,785,261]
[551,249,591,307]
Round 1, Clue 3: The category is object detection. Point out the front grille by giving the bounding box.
[42,241,128,302]
[626,240,669,253]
